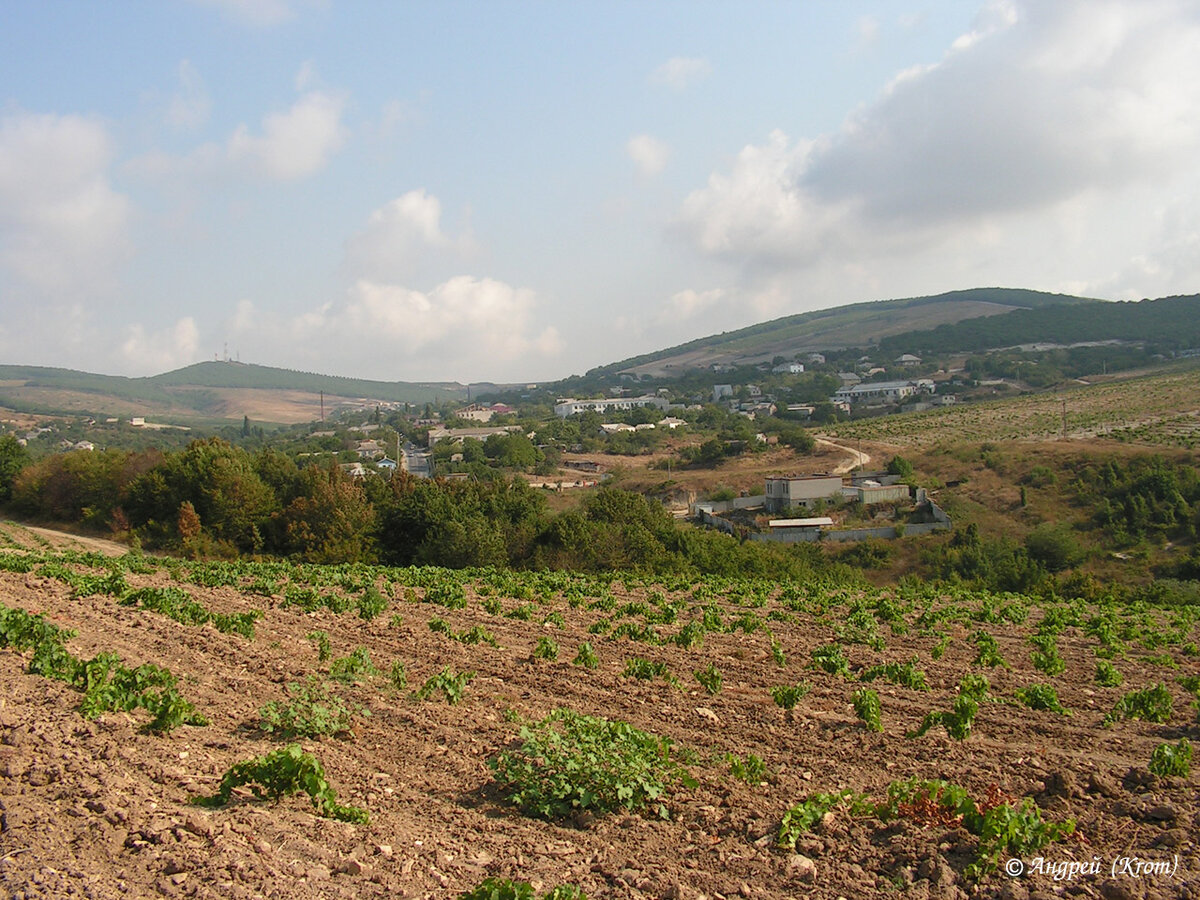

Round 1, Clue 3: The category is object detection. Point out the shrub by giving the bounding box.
[415,667,474,704]
[329,647,379,682]
[1095,660,1123,687]
[458,878,586,900]
[1148,739,1192,777]
[771,682,811,710]
[853,687,883,732]
[572,642,599,669]
[192,744,368,823]
[859,658,929,691]
[489,709,695,820]
[810,644,851,678]
[694,664,722,695]
[1102,683,1173,727]
[725,752,771,785]
[1014,684,1070,716]
[532,636,559,661]
[259,677,359,738]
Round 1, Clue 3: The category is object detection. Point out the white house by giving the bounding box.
[832,380,921,406]
[772,362,805,374]
[764,474,844,512]
[553,395,671,418]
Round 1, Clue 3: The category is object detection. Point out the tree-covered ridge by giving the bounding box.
[588,288,1098,375]
[878,294,1200,357]
[0,361,466,417]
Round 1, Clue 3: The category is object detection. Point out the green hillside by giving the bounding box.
[877,293,1200,356]
[0,362,467,423]
[151,362,466,402]
[595,287,1099,376]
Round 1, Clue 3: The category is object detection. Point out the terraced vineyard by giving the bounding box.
[825,364,1200,451]
[0,520,1196,899]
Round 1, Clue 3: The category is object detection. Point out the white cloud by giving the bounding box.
[626,134,670,177]
[664,287,723,320]
[226,89,346,180]
[343,189,474,284]
[854,15,882,49]
[650,57,712,91]
[677,0,1200,284]
[166,60,211,131]
[0,111,131,297]
[120,317,201,372]
[189,0,318,27]
[131,84,347,183]
[222,191,564,381]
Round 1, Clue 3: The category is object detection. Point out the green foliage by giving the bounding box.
[873,777,1076,878]
[725,751,771,785]
[972,630,1009,668]
[2,604,203,733]
[622,657,677,685]
[121,585,259,639]
[1024,524,1083,573]
[328,647,378,682]
[911,685,979,741]
[778,790,869,849]
[458,878,586,900]
[192,744,368,823]
[1014,684,1071,715]
[389,660,407,691]
[356,585,388,620]
[852,687,883,732]
[259,677,359,738]
[572,641,599,669]
[1028,633,1066,676]
[694,663,722,695]
[770,682,811,710]
[0,433,29,503]
[810,644,851,678]
[489,709,695,820]
[415,667,474,704]
[306,629,332,662]
[770,639,786,667]
[532,636,559,661]
[1094,659,1124,687]
[858,658,929,691]
[1102,682,1174,727]
[1148,739,1192,777]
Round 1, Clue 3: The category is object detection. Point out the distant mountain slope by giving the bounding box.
[0,362,467,424]
[877,293,1200,356]
[596,288,1100,377]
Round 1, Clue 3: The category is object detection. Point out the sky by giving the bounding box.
[3,0,1200,385]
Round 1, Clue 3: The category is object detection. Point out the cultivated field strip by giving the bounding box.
[0,550,1197,899]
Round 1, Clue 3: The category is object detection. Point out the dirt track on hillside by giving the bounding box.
[0,523,1197,900]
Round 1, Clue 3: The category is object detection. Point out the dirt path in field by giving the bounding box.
[814,438,871,474]
[0,541,1197,899]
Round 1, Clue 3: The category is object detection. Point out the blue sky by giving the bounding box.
[3,1,1200,384]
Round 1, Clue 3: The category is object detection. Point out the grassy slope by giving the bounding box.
[0,362,469,424]
[595,287,1100,375]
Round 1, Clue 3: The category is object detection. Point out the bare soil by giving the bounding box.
[0,525,1197,900]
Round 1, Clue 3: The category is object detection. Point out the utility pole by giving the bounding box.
[320,390,325,423]
[1061,397,1067,441]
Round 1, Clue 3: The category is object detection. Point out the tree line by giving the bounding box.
[0,436,848,581]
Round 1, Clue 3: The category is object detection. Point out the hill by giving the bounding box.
[0,362,468,425]
[595,288,1100,378]
[877,293,1200,357]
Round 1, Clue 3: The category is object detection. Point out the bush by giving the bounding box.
[192,744,368,823]
[1148,739,1192,777]
[489,709,695,820]
[259,677,360,738]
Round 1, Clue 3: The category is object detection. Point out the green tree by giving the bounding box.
[0,434,31,504]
